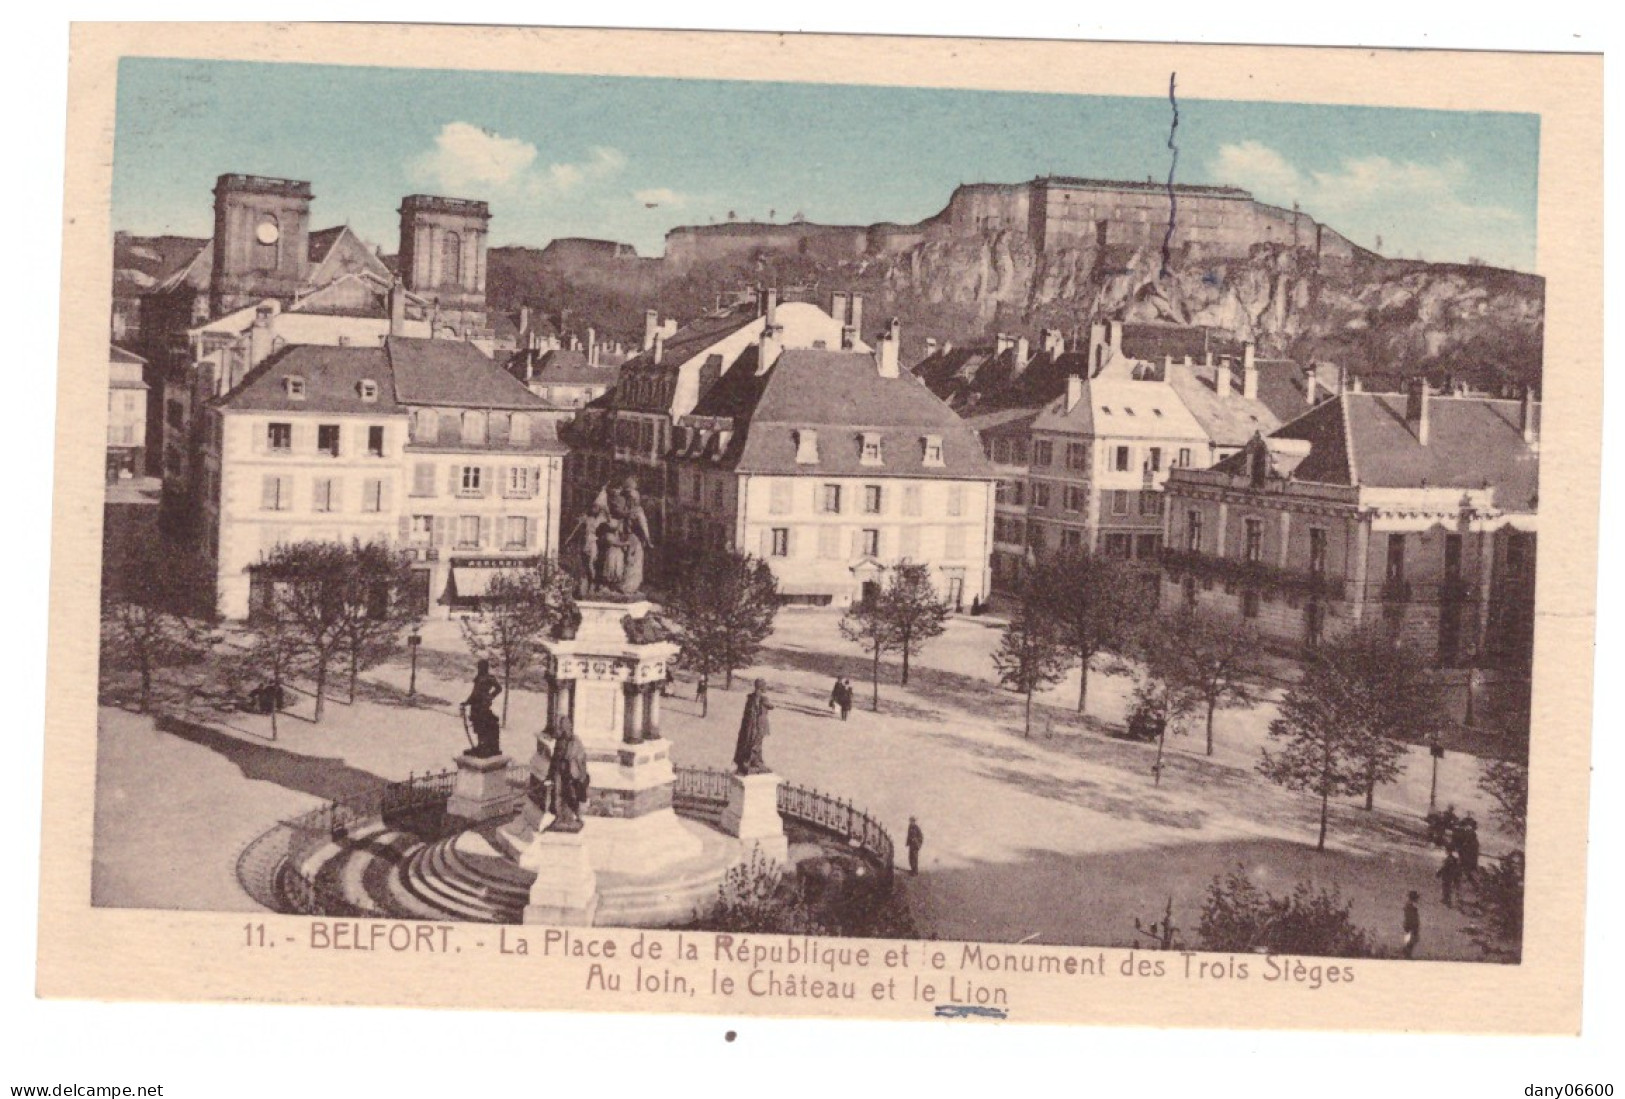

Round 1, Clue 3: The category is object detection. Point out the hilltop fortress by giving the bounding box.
[659,176,1367,269]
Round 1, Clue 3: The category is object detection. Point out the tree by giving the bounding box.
[1197,867,1379,957]
[255,539,418,723]
[1032,548,1148,714]
[1331,626,1442,810]
[991,583,1073,737]
[837,562,952,710]
[1258,626,1420,849]
[100,527,215,713]
[1154,608,1260,756]
[458,557,578,726]
[663,548,780,702]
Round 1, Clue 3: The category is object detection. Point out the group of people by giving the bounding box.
[1434,810,1482,908]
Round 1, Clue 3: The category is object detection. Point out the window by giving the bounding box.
[1148,447,1162,472]
[947,485,965,517]
[358,380,379,403]
[862,529,880,557]
[770,480,793,515]
[368,426,385,457]
[1186,510,1203,552]
[260,475,291,511]
[504,516,529,549]
[1245,518,1264,563]
[284,376,306,400]
[771,528,790,557]
[412,462,436,497]
[506,466,535,498]
[461,411,485,446]
[860,432,883,466]
[1032,440,1053,467]
[1032,483,1051,509]
[1139,492,1161,517]
[460,466,483,496]
[1105,533,1132,559]
[795,429,820,465]
[1114,446,1131,472]
[313,478,337,513]
[945,526,966,559]
[1136,534,1161,560]
[1444,533,1463,582]
[1010,482,1025,506]
[1062,528,1082,550]
[415,409,439,443]
[167,400,185,429]
[1065,486,1085,513]
[923,435,944,466]
[1178,448,1192,468]
[362,479,385,513]
[1111,490,1130,516]
[822,485,843,514]
[902,486,922,516]
[410,515,433,544]
[1242,589,1261,618]
[864,485,883,514]
[456,515,480,549]
[993,438,1010,464]
[1067,442,1088,470]
[442,231,463,286]
[267,422,292,452]
[1386,534,1406,582]
[1309,528,1328,576]
[318,424,341,457]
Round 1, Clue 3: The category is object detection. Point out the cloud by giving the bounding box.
[633,187,687,208]
[410,124,626,199]
[1208,141,1532,269]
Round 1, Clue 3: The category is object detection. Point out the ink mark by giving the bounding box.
[1161,72,1180,279]
[934,1004,1010,1021]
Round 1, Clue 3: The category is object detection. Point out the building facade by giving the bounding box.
[108,345,149,481]
[202,337,564,619]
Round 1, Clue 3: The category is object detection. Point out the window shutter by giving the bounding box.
[251,423,263,456]
[521,517,533,549]
[379,479,392,514]
[480,516,493,548]
[531,466,543,497]
[496,465,509,497]
[398,516,411,541]
[482,466,494,497]
[786,527,797,558]
[851,530,862,558]
[433,516,448,547]
[449,465,460,495]
[261,474,276,510]
[759,529,772,556]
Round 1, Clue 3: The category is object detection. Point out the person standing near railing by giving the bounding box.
[906,817,925,876]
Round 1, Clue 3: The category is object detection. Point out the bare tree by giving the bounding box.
[338,541,422,704]
[839,592,901,713]
[663,548,780,700]
[838,562,952,709]
[100,527,215,713]
[1154,608,1260,756]
[1033,548,1148,714]
[458,557,577,726]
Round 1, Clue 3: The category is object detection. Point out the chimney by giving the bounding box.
[249,304,275,366]
[764,287,779,327]
[1215,357,1233,400]
[1242,342,1258,400]
[831,291,849,325]
[643,309,660,351]
[652,332,665,365]
[1350,375,1363,394]
[757,324,783,375]
[841,326,858,351]
[877,318,901,378]
[1406,378,1431,445]
[848,294,864,337]
[1087,323,1107,375]
[1108,320,1123,356]
[388,280,406,338]
[1042,328,1065,359]
[519,305,531,340]
[925,337,939,358]
[1521,386,1537,443]
[995,332,1013,358]
[1066,374,1084,412]
[1015,335,1031,370]
[587,326,598,366]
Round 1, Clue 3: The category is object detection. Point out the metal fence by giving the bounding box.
[379,767,457,820]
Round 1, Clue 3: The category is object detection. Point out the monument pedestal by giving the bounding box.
[520,830,599,926]
[720,771,788,865]
[445,752,516,825]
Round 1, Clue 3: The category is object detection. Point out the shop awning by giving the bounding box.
[449,566,503,599]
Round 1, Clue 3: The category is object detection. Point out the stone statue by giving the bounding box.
[576,474,656,597]
[461,658,503,758]
[733,679,773,776]
[546,715,591,832]
[608,476,654,596]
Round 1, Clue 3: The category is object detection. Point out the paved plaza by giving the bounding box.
[95,608,1511,958]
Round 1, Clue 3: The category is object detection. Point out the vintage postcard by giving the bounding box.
[40,22,1601,1036]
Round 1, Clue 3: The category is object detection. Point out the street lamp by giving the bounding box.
[408,627,422,698]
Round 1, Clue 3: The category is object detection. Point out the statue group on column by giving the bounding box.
[577,474,654,597]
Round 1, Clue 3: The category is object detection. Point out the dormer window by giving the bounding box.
[860,432,883,466]
[358,379,379,402]
[922,434,945,467]
[795,429,820,465]
[284,375,306,400]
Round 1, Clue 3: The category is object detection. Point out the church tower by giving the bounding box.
[209,174,313,317]
[398,194,491,337]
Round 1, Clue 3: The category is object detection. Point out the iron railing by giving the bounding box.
[379,767,457,819]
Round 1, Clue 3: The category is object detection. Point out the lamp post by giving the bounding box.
[408,628,422,699]
[1428,735,1445,814]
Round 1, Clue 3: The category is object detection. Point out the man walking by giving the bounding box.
[830,677,854,721]
[1438,848,1463,908]
[905,816,924,876]
[1402,891,1421,958]
[1457,816,1481,883]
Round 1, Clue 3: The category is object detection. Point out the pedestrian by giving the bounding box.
[1402,891,1421,958]
[661,666,674,698]
[1457,817,1481,883]
[1438,849,1462,908]
[905,816,924,876]
[695,674,708,707]
[830,677,854,722]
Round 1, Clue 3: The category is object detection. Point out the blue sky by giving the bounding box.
[113,58,1540,270]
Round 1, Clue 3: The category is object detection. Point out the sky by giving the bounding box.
[113,58,1540,271]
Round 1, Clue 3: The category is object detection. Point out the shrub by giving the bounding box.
[1197,866,1380,958]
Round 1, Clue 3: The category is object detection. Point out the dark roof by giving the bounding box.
[1259,392,1540,509]
[619,302,759,372]
[307,226,346,264]
[110,344,147,366]
[386,338,548,410]
[1251,359,1319,423]
[509,348,622,387]
[688,349,993,480]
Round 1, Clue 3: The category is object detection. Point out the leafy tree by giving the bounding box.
[1478,759,1529,838]
[992,584,1073,737]
[663,548,780,701]
[458,557,577,726]
[837,562,951,709]
[1154,607,1260,756]
[254,539,418,723]
[1459,850,1525,962]
[1125,674,1195,787]
[1032,548,1148,714]
[1197,866,1379,957]
[1259,625,1422,848]
[100,527,215,713]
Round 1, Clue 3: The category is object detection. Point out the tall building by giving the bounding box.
[201,337,564,619]
[107,345,149,481]
[397,194,492,339]
[1160,382,1539,668]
